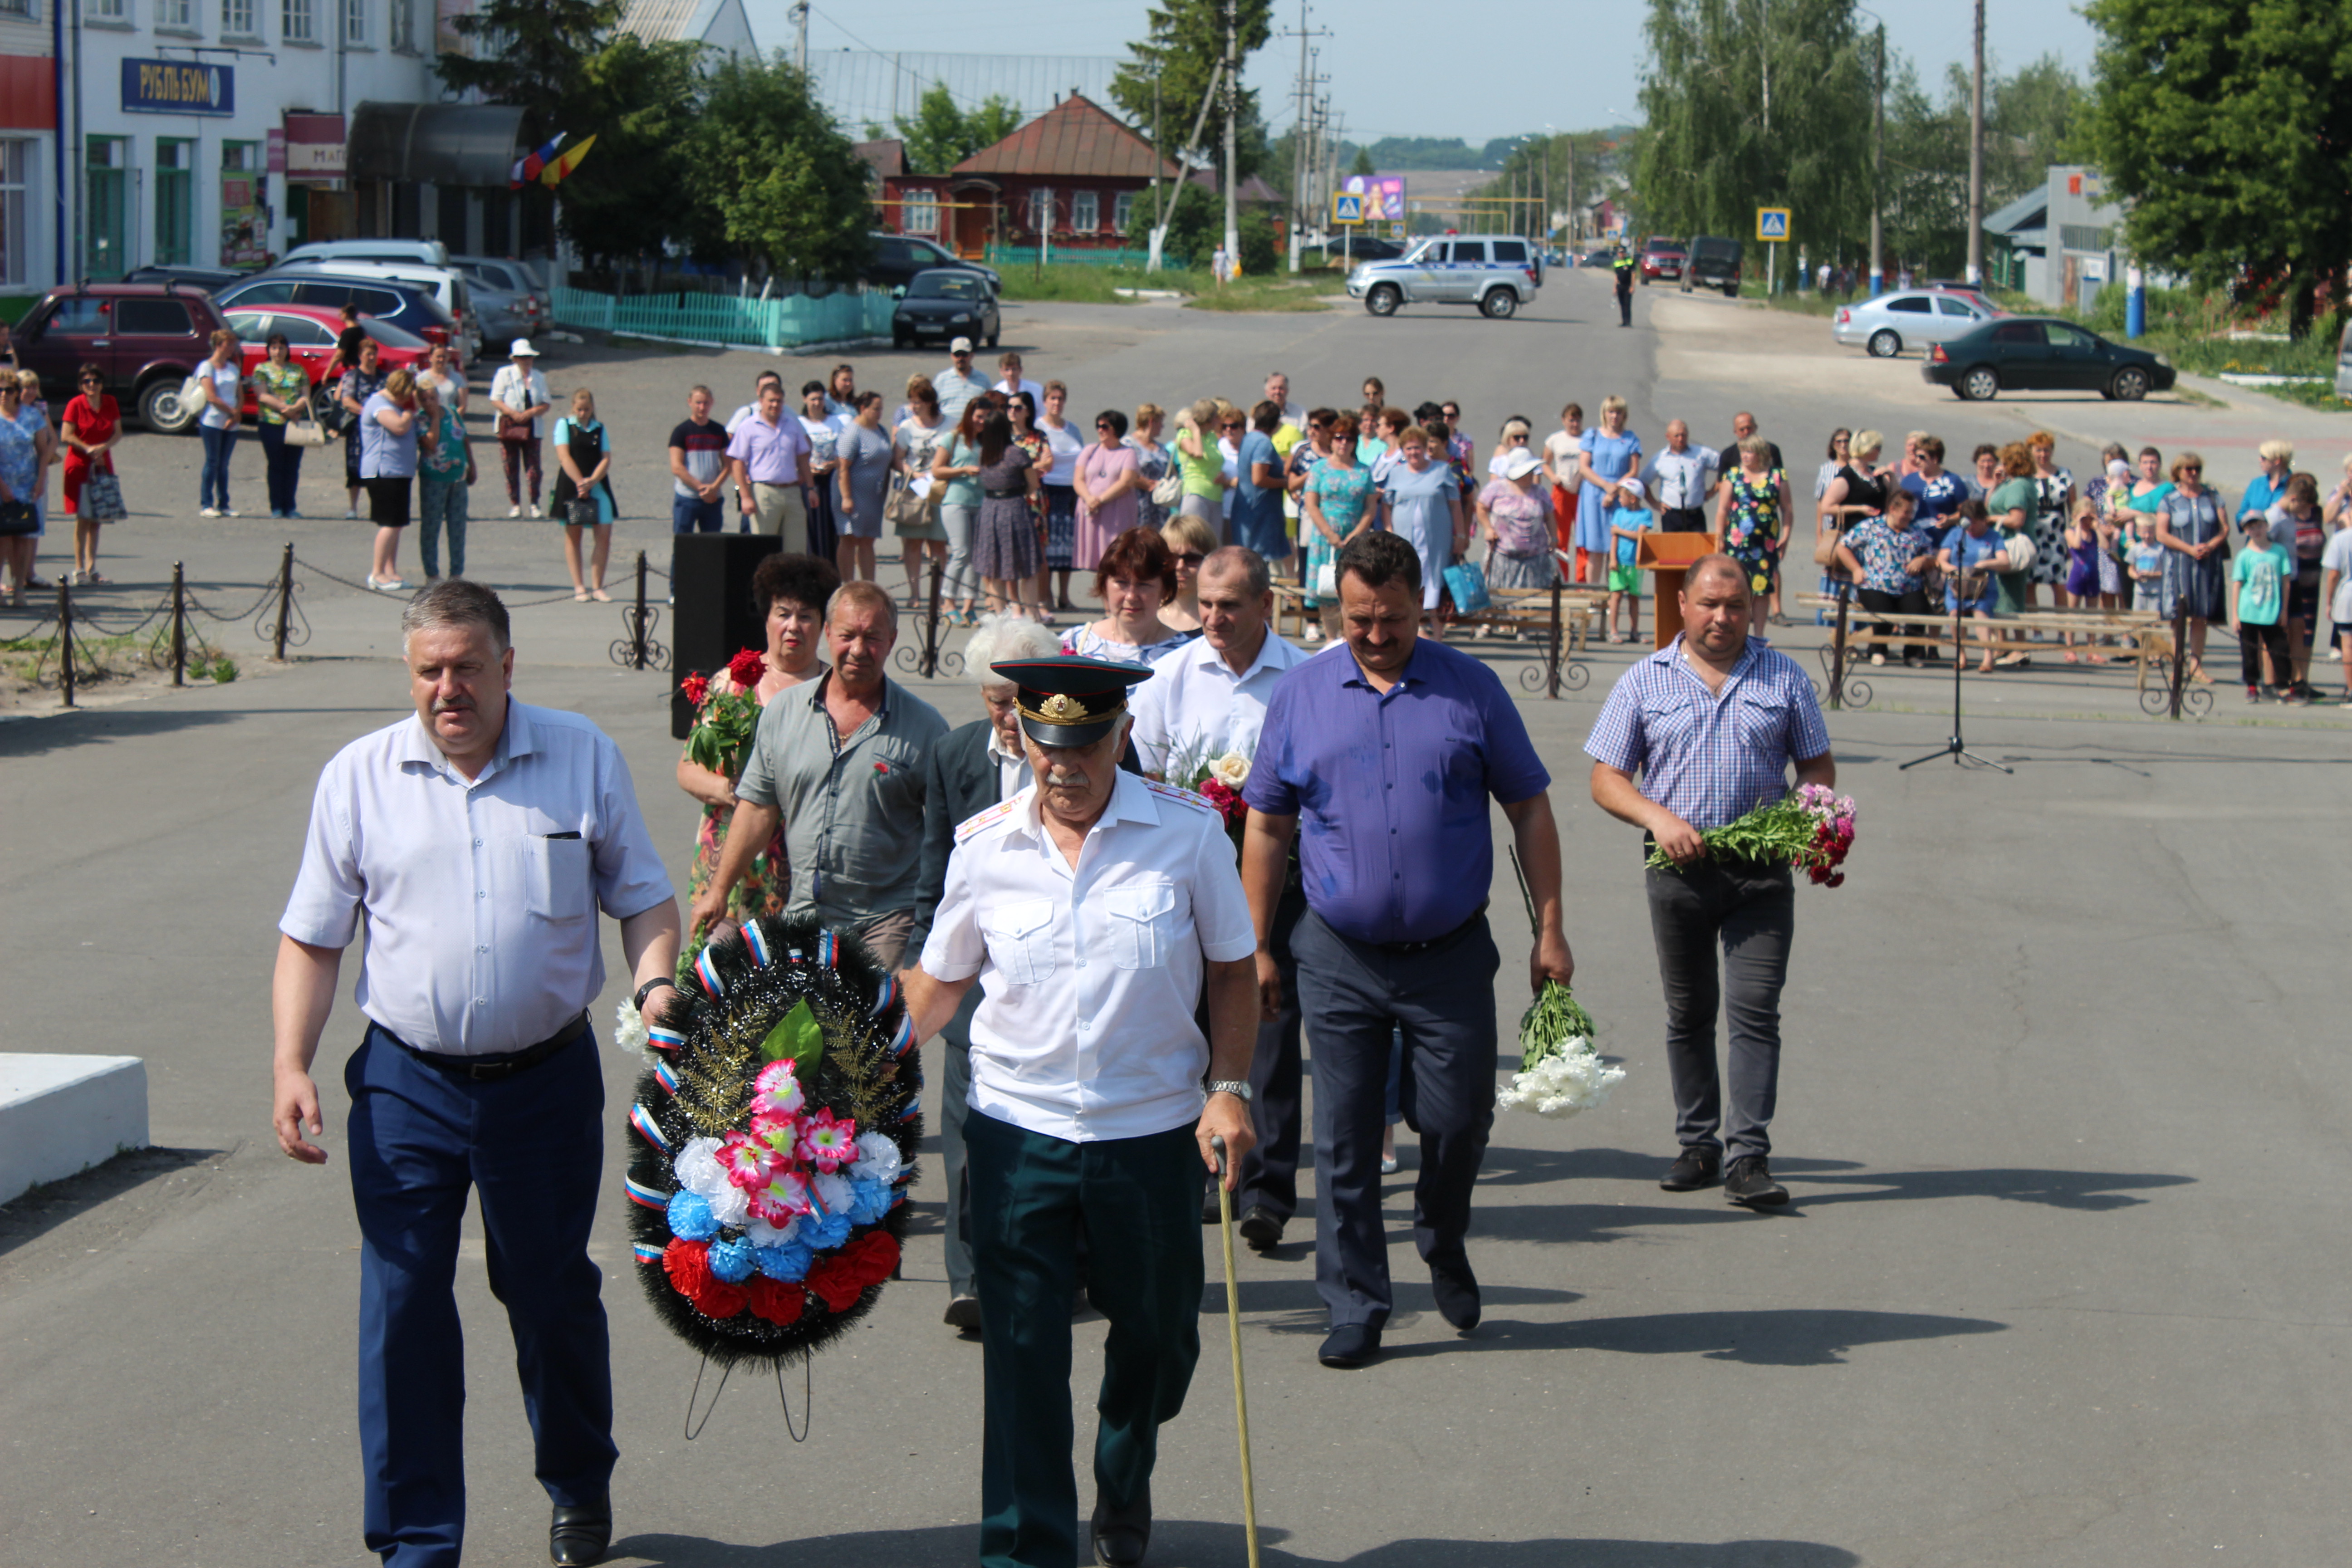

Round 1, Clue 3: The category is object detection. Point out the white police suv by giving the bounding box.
[1347,234,1544,319]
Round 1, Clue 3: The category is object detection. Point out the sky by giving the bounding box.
[747,0,2102,148]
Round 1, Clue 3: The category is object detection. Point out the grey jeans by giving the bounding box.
[1645,857,1795,1163]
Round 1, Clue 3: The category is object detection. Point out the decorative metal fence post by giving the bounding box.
[920,554,946,678]
[632,551,650,670]
[1829,585,1852,711]
[272,541,295,663]
[2167,598,2188,720]
[57,578,75,708]
[171,561,186,686]
[1545,583,1563,699]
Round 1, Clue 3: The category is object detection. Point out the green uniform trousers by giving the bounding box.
[966,1109,1205,1568]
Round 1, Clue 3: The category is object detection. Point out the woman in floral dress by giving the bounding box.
[1301,412,1375,643]
[1714,436,1793,601]
[675,553,839,974]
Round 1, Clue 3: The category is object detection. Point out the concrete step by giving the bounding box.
[0,1055,149,1206]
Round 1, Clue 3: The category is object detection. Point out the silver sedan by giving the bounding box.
[1832,290,1999,358]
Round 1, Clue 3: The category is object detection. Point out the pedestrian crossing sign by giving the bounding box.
[1756,207,1791,240]
[1333,192,1363,225]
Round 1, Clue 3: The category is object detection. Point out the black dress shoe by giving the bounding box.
[549,1495,612,1568]
[1318,1322,1382,1368]
[1724,1155,1789,1206]
[943,1294,981,1332]
[1429,1258,1480,1331]
[1202,1191,1225,1225]
[1091,1481,1151,1567]
[1237,1205,1285,1250]
[1659,1147,1722,1191]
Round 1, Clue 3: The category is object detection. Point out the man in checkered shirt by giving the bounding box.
[1586,554,1837,1208]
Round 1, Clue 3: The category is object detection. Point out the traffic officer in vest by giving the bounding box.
[1614,244,1637,327]
[903,654,1261,1568]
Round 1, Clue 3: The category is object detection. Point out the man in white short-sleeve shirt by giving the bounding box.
[902,653,1257,1568]
[270,580,682,1568]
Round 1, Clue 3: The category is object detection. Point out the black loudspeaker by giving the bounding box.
[671,534,784,738]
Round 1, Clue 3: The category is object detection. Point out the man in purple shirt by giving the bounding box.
[1587,554,1835,1208]
[725,379,812,552]
[1242,531,1574,1369]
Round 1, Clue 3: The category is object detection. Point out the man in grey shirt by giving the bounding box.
[934,338,987,421]
[688,579,947,966]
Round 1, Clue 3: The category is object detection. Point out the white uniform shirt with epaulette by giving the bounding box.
[917,770,1258,1142]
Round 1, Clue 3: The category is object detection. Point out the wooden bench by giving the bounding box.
[1272,579,1611,696]
[1796,593,2198,715]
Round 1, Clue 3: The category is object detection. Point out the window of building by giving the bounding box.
[0,0,38,20]
[1071,191,1098,233]
[0,141,31,289]
[1027,186,1051,234]
[157,0,192,25]
[155,137,195,265]
[222,0,255,33]
[342,0,365,44]
[390,0,414,49]
[902,190,938,235]
[281,0,313,40]
[88,138,130,276]
[87,0,126,20]
[1113,191,1135,235]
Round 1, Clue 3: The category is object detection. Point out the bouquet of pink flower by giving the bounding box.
[1647,782,1857,885]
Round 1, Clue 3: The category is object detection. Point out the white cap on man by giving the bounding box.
[510,338,539,359]
[949,336,974,353]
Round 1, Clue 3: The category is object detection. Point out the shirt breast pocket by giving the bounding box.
[1640,700,1697,752]
[516,835,593,924]
[983,898,1058,986]
[1735,696,1788,752]
[1102,879,1177,971]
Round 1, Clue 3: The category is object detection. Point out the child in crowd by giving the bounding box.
[2232,514,2298,702]
[1606,474,1651,642]
[2124,505,2166,613]
[2322,516,2352,702]
[2062,499,2109,664]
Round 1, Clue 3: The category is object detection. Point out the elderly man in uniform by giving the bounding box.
[1586,553,1835,1207]
[904,654,1260,1568]
[271,580,683,1568]
[1131,544,1312,1248]
[1242,531,1573,1369]
[690,580,947,969]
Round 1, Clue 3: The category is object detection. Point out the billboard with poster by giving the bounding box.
[1342,174,1405,222]
[220,175,267,267]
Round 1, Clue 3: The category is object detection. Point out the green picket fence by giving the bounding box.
[984,245,1181,270]
[551,284,893,350]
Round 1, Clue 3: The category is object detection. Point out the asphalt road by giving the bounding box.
[3,271,2348,1567]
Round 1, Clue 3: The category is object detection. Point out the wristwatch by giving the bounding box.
[633,976,679,1011]
[1207,1079,1253,1102]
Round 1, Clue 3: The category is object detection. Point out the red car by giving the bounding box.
[1639,236,1687,284]
[220,304,437,421]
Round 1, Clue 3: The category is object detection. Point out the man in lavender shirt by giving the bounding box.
[1240,530,1574,1370]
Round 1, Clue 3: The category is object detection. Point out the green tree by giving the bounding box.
[897,85,1026,176]
[436,0,620,137]
[2084,0,2352,337]
[1110,0,1274,180]
[557,33,710,265]
[1349,145,1376,178]
[688,57,873,281]
[1636,0,1875,274]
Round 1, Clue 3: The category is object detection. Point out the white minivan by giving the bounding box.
[281,239,451,269]
[275,258,481,360]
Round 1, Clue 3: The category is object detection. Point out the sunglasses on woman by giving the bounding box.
[1174,551,1206,566]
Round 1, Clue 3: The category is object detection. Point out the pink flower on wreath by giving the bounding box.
[717,1129,782,1193]
[797,1109,859,1171]
[751,1058,806,1123]
[747,1166,813,1224]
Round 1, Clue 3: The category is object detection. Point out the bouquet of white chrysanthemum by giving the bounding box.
[614,996,653,1063]
[1495,983,1624,1118]
[1494,848,1625,1119]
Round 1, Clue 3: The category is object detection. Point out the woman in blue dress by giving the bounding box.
[1574,394,1642,586]
[1380,423,1465,638]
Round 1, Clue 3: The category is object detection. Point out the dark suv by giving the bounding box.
[863,232,1001,293]
[15,281,230,434]
[1683,236,1744,297]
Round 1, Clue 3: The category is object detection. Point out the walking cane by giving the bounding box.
[1209,1134,1262,1568]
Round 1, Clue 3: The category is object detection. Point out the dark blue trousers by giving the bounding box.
[1237,878,1306,1220]
[1292,909,1499,1329]
[966,1111,1203,1568]
[345,1026,616,1568]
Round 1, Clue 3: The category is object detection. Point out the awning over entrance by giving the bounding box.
[347,102,527,187]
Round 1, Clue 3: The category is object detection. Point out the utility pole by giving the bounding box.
[1966,0,1985,285]
[1222,0,1240,276]
[1279,0,1330,272]
[1152,19,1164,240]
[1759,0,1770,134]
[1870,22,1885,294]
[791,0,807,74]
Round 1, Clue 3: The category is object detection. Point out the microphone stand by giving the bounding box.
[1900,580,2012,772]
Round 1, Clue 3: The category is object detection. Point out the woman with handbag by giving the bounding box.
[1072,407,1141,572]
[60,364,124,584]
[1381,425,1467,641]
[0,375,42,605]
[931,395,995,627]
[552,387,617,602]
[1300,412,1372,644]
[338,339,388,521]
[360,368,426,592]
[891,375,951,610]
[195,329,242,518]
[1130,402,1176,533]
[251,333,313,520]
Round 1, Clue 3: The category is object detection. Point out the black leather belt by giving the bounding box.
[1372,902,1488,955]
[982,486,1026,498]
[382,1011,589,1081]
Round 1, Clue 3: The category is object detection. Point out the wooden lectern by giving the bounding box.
[1635,531,1723,649]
